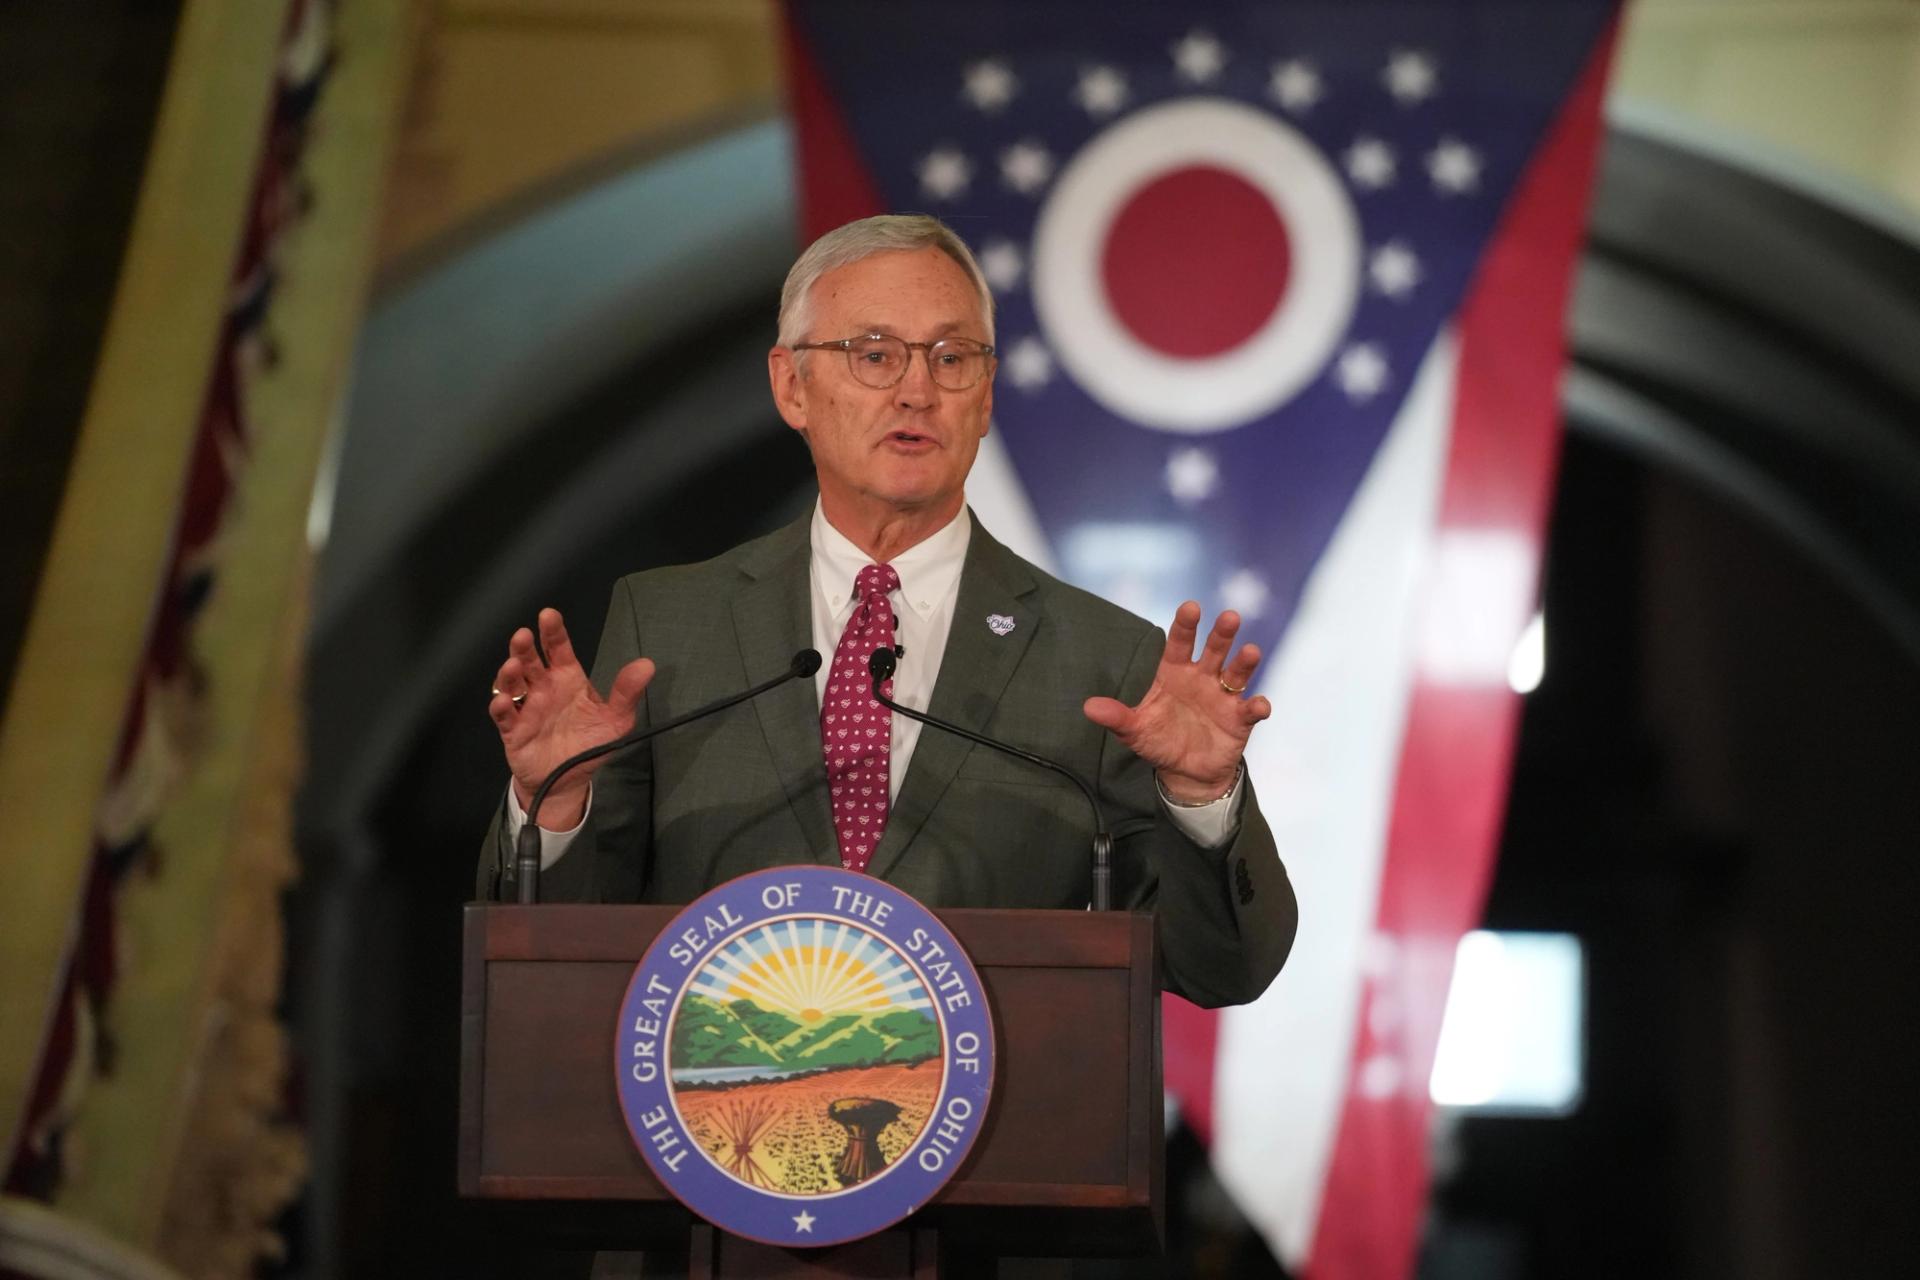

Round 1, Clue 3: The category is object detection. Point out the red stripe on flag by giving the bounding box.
[777,4,887,243]
[1305,23,1620,1280]
[1164,994,1221,1145]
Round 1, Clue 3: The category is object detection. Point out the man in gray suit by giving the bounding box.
[484,215,1295,1008]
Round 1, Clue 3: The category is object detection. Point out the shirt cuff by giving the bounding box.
[505,782,592,870]
[1155,763,1245,850]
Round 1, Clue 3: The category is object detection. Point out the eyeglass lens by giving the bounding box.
[845,336,991,390]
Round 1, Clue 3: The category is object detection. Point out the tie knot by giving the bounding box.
[856,563,900,602]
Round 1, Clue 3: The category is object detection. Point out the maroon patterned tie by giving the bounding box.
[824,563,899,872]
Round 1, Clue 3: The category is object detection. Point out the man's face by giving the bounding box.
[769,247,994,523]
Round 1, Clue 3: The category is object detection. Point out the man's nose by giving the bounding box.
[894,347,939,407]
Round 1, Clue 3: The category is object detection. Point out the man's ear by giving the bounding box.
[768,346,809,432]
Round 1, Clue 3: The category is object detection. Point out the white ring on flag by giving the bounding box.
[1031,98,1361,433]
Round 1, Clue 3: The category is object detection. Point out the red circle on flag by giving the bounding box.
[1033,97,1360,432]
[1101,166,1291,359]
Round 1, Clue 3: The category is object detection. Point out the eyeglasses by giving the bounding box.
[791,333,997,391]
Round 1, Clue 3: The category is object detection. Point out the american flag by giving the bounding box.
[783,2,1620,1275]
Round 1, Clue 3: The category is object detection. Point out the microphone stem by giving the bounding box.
[869,686,1117,910]
[511,655,818,903]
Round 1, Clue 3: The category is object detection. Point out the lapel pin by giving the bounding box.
[987,613,1016,637]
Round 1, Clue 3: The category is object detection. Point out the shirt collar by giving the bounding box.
[811,500,972,621]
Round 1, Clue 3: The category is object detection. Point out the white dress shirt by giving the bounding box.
[808,498,967,803]
[509,502,1241,866]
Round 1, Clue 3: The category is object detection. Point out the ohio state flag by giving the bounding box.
[781,2,1620,1276]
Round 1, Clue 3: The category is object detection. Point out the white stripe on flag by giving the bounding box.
[964,335,1459,1267]
[1213,331,1459,1267]
[966,428,1057,573]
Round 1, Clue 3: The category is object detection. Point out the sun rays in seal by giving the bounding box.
[688,919,933,1023]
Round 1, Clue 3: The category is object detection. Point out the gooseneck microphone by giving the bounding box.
[867,646,1116,911]
[507,648,823,903]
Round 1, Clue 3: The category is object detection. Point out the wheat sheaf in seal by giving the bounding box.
[615,866,995,1247]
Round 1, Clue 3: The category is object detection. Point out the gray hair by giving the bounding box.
[776,214,996,349]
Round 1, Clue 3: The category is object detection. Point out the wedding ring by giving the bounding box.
[491,687,527,707]
[1218,675,1246,695]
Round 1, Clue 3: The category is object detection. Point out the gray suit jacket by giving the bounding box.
[483,512,1296,1007]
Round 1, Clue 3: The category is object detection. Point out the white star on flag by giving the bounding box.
[793,1210,816,1233]
[1268,59,1324,113]
[917,147,972,200]
[1363,930,1402,978]
[1004,336,1053,390]
[1368,240,1423,299]
[1171,30,1226,84]
[1344,136,1396,190]
[1073,64,1129,117]
[962,58,1017,111]
[1165,447,1220,505]
[999,140,1055,195]
[1383,48,1439,104]
[1368,988,1405,1037]
[1335,343,1389,401]
[1358,1052,1406,1100]
[1220,568,1272,619]
[1427,137,1482,194]
[978,239,1025,292]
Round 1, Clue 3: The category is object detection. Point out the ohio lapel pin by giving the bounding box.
[986,613,1016,637]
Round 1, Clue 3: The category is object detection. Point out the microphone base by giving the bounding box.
[514,825,543,904]
[1091,832,1114,912]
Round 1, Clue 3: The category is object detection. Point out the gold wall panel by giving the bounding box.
[378,0,781,273]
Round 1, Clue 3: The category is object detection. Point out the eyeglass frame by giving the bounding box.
[788,332,999,391]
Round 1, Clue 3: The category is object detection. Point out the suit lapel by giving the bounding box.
[865,519,1040,880]
[731,515,839,866]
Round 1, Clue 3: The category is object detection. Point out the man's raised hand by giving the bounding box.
[489,607,654,830]
[1081,602,1271,805]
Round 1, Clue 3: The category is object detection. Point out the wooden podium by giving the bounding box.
[460,903,1164,1277]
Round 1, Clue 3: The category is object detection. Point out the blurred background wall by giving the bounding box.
[2,1,1918,1278]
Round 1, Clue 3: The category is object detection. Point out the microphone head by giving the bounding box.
[867,646,897,681]
[792,648,823,678]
